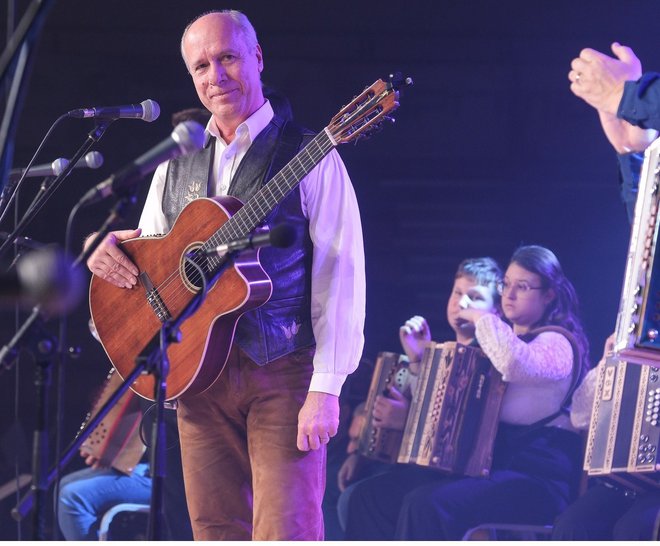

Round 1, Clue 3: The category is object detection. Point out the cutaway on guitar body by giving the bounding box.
[89,196,273,401]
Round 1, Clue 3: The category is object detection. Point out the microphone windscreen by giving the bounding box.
[141,99,160,122]
[84,151,104,169]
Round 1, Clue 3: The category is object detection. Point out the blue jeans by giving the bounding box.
[57,463,151,540]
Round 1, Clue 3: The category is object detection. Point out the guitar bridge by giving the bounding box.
[139,272,172,323]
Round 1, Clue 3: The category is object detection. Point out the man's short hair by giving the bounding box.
[180,9,259,68]
[455,257,502,296]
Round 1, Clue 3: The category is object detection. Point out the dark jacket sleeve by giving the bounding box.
[618,72,660,130]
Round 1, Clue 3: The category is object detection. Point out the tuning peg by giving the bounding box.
[388,73,413,89]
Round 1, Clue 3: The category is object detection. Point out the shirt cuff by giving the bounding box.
[309,371,347,396]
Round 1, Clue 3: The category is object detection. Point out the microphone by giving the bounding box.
[203,224,297,257]
[67,99,160,122]
[0,247,84,315]
[8,151,104,181]
[79,120,205,206]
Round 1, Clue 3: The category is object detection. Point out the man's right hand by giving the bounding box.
[85,229,141,288]
[398,315,430,363]
[569,43,658,154]
[569,42,642,116]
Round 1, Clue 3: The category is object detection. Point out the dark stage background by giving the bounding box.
[0,0,659,538]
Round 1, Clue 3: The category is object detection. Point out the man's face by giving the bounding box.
[182,14,264,134]
[446,275,497,337]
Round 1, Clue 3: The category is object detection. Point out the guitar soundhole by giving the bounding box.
[180,243,211,293]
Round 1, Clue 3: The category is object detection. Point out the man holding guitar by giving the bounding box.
[86,9,366,541]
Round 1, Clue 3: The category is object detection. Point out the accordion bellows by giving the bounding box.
[359,342,505,477]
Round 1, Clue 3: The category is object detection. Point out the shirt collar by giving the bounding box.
[203,100,275,147]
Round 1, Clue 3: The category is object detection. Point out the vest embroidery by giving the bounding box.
[184,181,203,204]
[280,320,302,340]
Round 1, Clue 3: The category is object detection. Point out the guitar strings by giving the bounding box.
[149,85,386,306]
[151,98,376,309]
[145,129,337,318]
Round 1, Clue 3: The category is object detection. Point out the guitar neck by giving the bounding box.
[204,128,335,249]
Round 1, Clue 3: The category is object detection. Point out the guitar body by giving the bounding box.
[89,75,408,401]
[89,196,273,401]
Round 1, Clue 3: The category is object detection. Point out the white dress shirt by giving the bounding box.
[138,101,366,396]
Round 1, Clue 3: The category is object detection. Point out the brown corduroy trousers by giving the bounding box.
[177,345,326,540]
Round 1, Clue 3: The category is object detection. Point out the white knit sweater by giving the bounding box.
[475,314,576,430]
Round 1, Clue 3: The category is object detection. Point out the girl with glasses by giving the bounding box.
[344,245,589,540]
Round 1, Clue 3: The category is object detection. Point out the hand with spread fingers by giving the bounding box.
[297,391,339,451]
[85,229,141,289]
[569,42,641,116]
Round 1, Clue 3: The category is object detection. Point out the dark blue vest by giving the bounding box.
[162,116,316,365]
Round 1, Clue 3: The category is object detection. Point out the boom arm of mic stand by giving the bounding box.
[0,120,113,262]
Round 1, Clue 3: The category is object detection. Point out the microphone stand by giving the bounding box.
[0,120,112,538]
[144,255,220,540]
[7,187,231,540]
[0,187,129,538]
[10,249,230,541]
[0,120,112,261]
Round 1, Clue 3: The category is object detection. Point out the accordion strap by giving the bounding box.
[516,325,583,433]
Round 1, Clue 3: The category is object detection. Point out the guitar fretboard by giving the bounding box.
[202,128,335,266]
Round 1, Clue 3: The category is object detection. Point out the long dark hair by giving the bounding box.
[510,245,590,375]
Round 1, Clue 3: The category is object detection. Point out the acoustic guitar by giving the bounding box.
[90,74,411,401]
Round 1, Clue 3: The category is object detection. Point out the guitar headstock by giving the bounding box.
[327,72,413,146]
